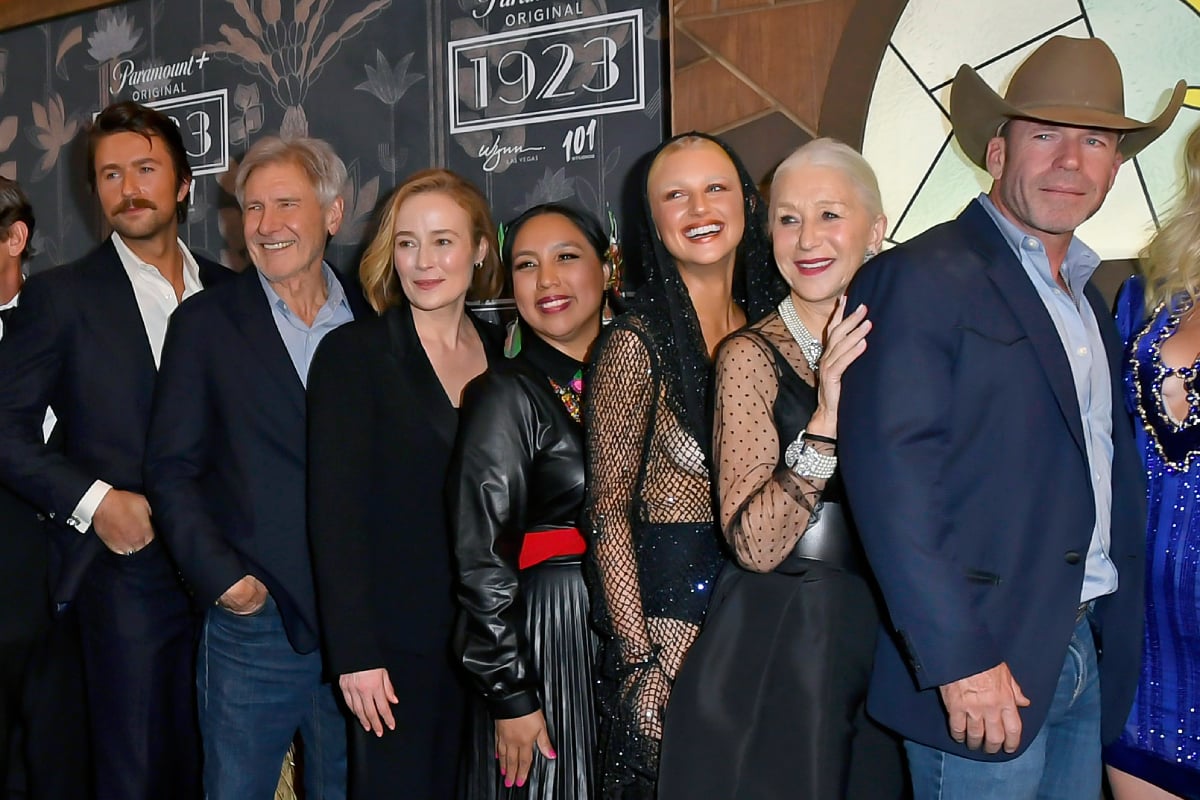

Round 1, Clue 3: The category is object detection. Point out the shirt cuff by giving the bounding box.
[68,480,112,534]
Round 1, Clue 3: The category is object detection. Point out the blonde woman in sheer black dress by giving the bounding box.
[582,132,785,798]
[657,139,906,798]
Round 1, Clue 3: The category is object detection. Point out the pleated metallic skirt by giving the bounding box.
[461,557,599,800]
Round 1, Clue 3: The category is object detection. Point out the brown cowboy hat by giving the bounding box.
[950,35,1186,168]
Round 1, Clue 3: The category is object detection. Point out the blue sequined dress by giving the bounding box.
[1105,276,1200,798]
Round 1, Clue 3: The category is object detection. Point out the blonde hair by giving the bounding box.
[359,169,504,313]
[1140,122,1200,314]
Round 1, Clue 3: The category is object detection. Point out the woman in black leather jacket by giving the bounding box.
[447,203,614,799]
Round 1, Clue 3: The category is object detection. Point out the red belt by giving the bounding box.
[518,527,587,570]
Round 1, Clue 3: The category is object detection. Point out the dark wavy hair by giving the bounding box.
[632,131,785,445]
[0,177,36,260]
[86,101,193,224]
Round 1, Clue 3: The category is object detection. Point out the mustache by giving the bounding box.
[111,197,158,215]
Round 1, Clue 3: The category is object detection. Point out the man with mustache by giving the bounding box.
[840,37,1183,798]
[0,101,231,799]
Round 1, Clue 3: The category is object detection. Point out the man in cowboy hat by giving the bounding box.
[839,35,1184,797]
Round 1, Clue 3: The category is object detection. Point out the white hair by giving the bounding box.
[771,138,883,218]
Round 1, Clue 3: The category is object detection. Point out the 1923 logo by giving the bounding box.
[449,10,644,134]
[95,89,228,177]
[148,90,229,177]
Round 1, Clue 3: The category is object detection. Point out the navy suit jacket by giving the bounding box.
[144,265,369,654]
[840,199,1146,759]
[0,238,231,604]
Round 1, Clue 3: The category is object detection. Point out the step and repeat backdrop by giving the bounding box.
[0,0,665,277]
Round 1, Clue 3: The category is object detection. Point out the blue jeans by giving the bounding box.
[198,596,347,800]
[905,615,1101,800]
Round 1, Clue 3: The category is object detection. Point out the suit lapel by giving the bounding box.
[960,201,1088,456]
[195,253,233,288]
[384,304,458,449]
[226,269,307,416]
[330,263,371,318]
[87,239,157,379]
[1085,283,1125,420]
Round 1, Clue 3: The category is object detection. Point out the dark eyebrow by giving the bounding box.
[514,241,580,258]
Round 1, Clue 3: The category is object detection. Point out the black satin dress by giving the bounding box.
[448,328,598,800]
[657,332,906,800]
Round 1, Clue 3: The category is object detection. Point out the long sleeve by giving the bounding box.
[143,301,246,606]
[712,332,828,573]
[306,324,383,676]
[582,322,658,665]
[0,275,95,519]
[448,371,541,719]
[840,254,1002,690]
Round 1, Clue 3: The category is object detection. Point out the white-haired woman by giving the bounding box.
[657,139,906,799]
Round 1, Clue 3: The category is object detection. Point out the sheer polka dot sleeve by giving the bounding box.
[713,329,827,572]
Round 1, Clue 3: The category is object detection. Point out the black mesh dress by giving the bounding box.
[581,132,786,799]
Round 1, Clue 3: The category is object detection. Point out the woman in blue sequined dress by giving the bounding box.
[1106,123,1200,800]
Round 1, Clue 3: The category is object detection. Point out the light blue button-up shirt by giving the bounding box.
[978,194,1118,603]
[256,262,354,387]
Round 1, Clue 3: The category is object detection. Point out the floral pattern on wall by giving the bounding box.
[0,0,665,281]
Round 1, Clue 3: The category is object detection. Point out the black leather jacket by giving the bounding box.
[447,332,586,719]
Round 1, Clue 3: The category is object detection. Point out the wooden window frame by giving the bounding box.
[0,0,124,33]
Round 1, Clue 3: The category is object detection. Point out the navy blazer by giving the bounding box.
[144,265,370,654]
[840,199,1146,759]
[0,238,232,603]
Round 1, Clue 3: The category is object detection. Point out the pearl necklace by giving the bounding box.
[778,295,822,372]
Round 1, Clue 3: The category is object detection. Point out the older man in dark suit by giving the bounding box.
[145,135,369,799]
[0,102,232,799]
[841,37,1184,799]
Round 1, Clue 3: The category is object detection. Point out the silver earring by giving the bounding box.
[864,249,877,262]
[473,261,483,270]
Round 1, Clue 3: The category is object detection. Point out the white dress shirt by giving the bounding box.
[68,233,205,533]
